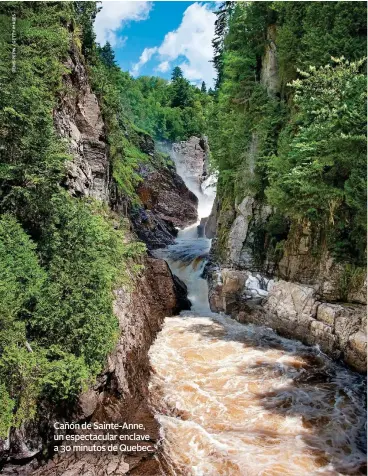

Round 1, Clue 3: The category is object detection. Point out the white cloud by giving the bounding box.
[95,1,152,47]
[130,47,158,76]
[132,2,216,86]
[158,3,216,86]
[156,61,170,73]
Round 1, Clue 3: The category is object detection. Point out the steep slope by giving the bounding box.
[207,2,366,371]
[0,4,194,473]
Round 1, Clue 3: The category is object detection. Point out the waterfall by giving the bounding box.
[149,144,367,476]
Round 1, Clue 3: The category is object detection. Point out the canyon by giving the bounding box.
[0,5,366,475]
[1,59,366,476]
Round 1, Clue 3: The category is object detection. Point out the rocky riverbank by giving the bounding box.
[208,267,366,373]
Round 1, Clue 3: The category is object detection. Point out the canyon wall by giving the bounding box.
[0,39,193,475]
[208,24,367,373]
[208,268,366,373]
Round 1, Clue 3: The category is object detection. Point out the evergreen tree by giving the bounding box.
[74,1,101,59]
[171,66,184,81]
[208,0,367,267]
[201,81,207,93]
[99,42,116,68]
[212,1,234,89]
[170,67,192,108]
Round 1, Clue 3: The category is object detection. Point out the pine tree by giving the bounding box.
[99,42,116,68]
[171,66,183,81]
[212,1,234,89]
[170,67,191,108]
[201,81,207,93]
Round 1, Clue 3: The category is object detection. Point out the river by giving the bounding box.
[149,147,367,476]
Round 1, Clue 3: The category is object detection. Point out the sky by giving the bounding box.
[94,1,217,87]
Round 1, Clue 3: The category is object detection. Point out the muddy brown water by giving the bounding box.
[149,148,366,476]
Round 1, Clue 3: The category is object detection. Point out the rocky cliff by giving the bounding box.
[131,158,198,250]
[0,38,194,474]
[208,24,367,373]
[54,43,109,201]
[2,258,184,476]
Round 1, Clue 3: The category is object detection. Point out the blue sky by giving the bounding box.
[94,1,217,87]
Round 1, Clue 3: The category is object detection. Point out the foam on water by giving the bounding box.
[149,144,367,475]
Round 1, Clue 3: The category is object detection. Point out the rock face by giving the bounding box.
[54,44,109,201]
[207,22,366,368]
[130,163,198,250]
[205,196,219,239]
[208,268,367,373]
[276,221,367,303]
[1,40,193,474]
[1,258,187,475]
[172,136,209,188]
[261,25,279,97]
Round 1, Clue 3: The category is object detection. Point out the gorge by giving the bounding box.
[147,139,366,475]
[0,2,366,475]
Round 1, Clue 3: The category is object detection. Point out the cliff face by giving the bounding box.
[2,258,185,476]
[54,43,109,201]
[131,160,198,250]
[0,40,193,474]
[208,25,367,372]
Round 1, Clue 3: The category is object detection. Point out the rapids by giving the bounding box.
[148,146,367,475]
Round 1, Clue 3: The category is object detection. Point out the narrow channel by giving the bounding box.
[149,147,367,476]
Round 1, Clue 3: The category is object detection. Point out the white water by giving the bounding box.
[149,147,367,475]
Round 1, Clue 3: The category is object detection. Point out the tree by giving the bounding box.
[170,67,192,109]
[212,2,235,89]
[99,42,116,68]
[171,66,183,81]
[74,1,101,59]
[266,59,366,262]
[201,81,207,93]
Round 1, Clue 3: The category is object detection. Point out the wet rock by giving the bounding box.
[208,268,270,316]
[211,274,367,372]
[172,136,208,187]
[197,217,207,238]
[130,206,179,250]
[345,331,367,372]
[131,165,198,249]
[222,269,247,294]
[172,274,191,312]
[205,196,219,239]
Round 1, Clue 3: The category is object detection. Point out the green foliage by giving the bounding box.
[274,2,367,90]
[209,3,284,203]
[0,2,146,436]
[171,66,183,81]
[337,264,366,302]
[73,1,101,59]
[0,202,146,433]
[96,64,211,142]
[0,216,45,433]
[266,59,366,263]
[98,41,117,68]
[209,1,367,267]
[0,384,14,438]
